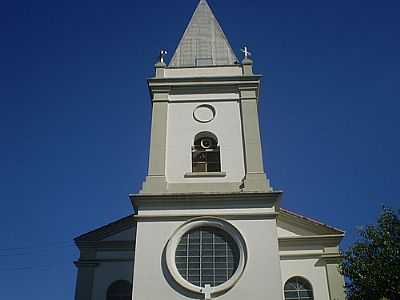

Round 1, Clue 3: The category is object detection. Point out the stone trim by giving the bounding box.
[76,241,135,251]
[279,208,345,234]
[131,192,281,220]
[184,171,226,178]
[165,217,247,297]
[278,235,345,247]
[131,191,281,208]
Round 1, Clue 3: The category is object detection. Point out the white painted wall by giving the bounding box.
[132,217,283,300]
[164,65,242,78]
[280,258,331,300]
[103,228,135,241]
[165,100,245,183]
[91,261,134,300]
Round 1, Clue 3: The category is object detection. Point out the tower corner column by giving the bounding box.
[141,87,169,194]
[239,85,271,192]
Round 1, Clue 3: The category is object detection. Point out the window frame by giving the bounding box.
[165,217,247,297]
[284,276,314,300]
[191,132,221,173]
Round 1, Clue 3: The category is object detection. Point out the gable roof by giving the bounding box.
[74,208,344,246]
[74,214,136,243]
[169,0,238,67]
[278,208,345,236]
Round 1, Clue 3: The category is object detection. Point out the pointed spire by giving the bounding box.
[169,0,238,67]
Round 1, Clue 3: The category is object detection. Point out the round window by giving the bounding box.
[165,218,247,297]
[175,226,239,287]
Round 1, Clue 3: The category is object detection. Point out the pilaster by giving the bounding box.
[74,249,98,300]
[141,87,169,194]
[322,248,346,300]
[238,84,271,192]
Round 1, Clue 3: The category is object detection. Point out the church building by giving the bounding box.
[74,1,346,299]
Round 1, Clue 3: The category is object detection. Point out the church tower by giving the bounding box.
[74,1,346,300]
[141,0,270,195]
[132,0,283,298]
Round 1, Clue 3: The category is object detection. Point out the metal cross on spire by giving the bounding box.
[241,46,252,59]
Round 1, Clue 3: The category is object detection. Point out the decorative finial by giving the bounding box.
[159,49,168,64]
[241,46,251,59]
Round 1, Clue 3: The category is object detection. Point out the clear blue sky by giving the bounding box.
[0,0,399,298]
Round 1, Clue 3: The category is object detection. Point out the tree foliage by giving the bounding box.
[340,208,400,300]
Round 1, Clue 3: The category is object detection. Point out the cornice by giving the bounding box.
[130,191,282,202]
[74,215,136,243]
[131,192,282,220]
[148,75,261,84]
[278,234,344,247]
[75,240,135,251]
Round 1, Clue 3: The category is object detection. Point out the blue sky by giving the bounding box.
[0,0,399,299]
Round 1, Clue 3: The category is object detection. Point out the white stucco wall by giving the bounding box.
[91,261,134,300]
[132,217,283,300]
[280,258,331,300]
[165,100,245,184]
[103,228,135,241]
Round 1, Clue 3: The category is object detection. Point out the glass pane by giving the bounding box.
[207,151,219,162]
[284,290,298,298]
[299,290,313,297]
[207,163,220,172]
[175,226,239,288]
[202,256,213,263]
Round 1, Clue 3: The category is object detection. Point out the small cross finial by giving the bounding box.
[241,46,251,59]
[159,49,168,64]
[201,284,213,300]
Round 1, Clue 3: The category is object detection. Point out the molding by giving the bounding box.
[165,217,247,297]
[130,192,282,218]
[148,75,261,84]
[278,208,345,235]
[184,171,226,178]
[278,235,344,247]
[279,253,323,260]
[74,261,100,268]
[130,191,282,202]
[76,241,135,251]
[165,64,244,70]
[74,215,136,243]
[74,259,134,267]
[148,77,261,101]
[134,212,279,221]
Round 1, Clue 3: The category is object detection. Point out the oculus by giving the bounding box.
[193,104,216,123]
[165,217,247,297]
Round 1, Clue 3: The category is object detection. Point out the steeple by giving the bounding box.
[169,0,238,67]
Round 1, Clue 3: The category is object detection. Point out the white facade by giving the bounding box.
[74,1,346,300]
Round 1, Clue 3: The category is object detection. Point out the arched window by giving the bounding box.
[284,277,314,300]
[106,280,132,300]
[192,132,221,172]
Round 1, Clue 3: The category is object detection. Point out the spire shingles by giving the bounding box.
[169,0,238,67]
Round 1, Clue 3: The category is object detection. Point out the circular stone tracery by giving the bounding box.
[165,218,247,297]
[193,104,216,123]
[175,226,239,287]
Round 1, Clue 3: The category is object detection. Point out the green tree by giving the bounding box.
[340,208,400,300]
